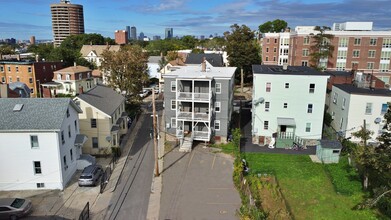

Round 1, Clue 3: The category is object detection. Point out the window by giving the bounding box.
[283,103,288,108]
[353,50,360,58]
[305,123,311,132]
[367,62,374,70]
[354,38,361,45]
[342,98,346,110]
[333,92,338,104]
[57,74,61,80]
[92,137,99,148]
[273,47,277,53]
[266,38,270,43]
[9,77,12,83]
[265,57,269,61]
[61,131,65,144]
[70,149,73,161]
[264,121,269,130]
[337,50,347,59]
[63,156,67,170]
[30,135,39,148]
[215,83,221,94]
[171,100,176,110]
[265,102,270,112]
[87,72,90,78]
[266,47,269,52]
[215,120,220,131]
[303,37,310,45]
[381,51,391,60]
[16,77,20,82]
[68,125,71,138]
[7,66,10,72]
[273,57,276,61]
[336,62,346,71]
[28,67,32,73]
[36,183,45,188]
[215,102,221,112]
[0,66,3,72]
[79,73,82,80]
[30,88,34,93]
[171,81,176,92]
[307,104,313,113]
[274,39,277,43]
[266,82,271,92]
[301,61,308,66]
[339,118,344,130]
[285,83,289,88]
[370,38,377,46]
[66,74,70,80]
[365,103,373,114]
[29,78,33,83]
[368,50,376,58]
[309,83,315,93]
[91,119,97,128]
[383,38,391,48]
[338,37,348,47]
[74,120,77,131]
[1,77,5,83]
[380,63,390,72]
[302,49,309,57]
[381,103,388,114]
[171,118,176,128]
[33,161,42,174]
[15,66,19,72]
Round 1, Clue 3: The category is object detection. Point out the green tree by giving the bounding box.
[309,26,334,70]
[258,19,288,33]
[27,43,54,60]
[60,33,107,50]
[180,35,197,49]
[225,24,261,81]
[0,45,15,56]
[100,45,149,104]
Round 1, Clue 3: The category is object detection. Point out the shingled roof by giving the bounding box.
[185,53,224,67]
[0,98,81,131]
[76,84,125,116]
[80,45,121,57]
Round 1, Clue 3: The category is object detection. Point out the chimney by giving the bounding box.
[0,83,9,98]
[201,57,206,72]
[79,86,84,95]
[35,54,39,62]
[283,63,288,70]
[74,62,77,67]
[16,54,21,61]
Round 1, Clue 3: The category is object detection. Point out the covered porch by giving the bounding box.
[275,117,302,148]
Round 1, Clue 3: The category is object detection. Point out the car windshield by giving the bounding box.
[79,175,93,179]
[10,199,25,208]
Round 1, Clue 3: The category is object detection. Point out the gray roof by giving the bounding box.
[76,85,125,116]
[324,70,353,77]
[149,56,162,63]
[319,140,342,149]
[253,65,329,76]
[163,65,236,79]
[0,98,81,131]
[334,84,391,96]
[185,54,224,67]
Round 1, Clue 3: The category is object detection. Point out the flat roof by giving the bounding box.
[334,84,391,96]
[324,71,352,77]
[253,65,329,76]
[163,65,236,79]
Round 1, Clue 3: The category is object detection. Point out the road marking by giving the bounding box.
[211,154,216,169]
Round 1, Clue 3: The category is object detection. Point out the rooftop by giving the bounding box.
[80,45,121,57]
[334,84,391,96]
[185,54,224,67]
[163,64,236,79]
[324,70,353,77]
[55,65,91,74]
[253,65,329,76]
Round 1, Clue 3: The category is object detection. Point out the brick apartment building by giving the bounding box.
[115,30,128,45]
[0,61,64,97]
[261,22,391,85]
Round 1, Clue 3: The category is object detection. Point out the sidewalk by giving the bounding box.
[90,113,145,220]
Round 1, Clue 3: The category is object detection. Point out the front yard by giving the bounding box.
[244,153,378,220]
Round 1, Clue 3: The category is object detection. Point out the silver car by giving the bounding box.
[0,198,32,220]
[78,165,103,187]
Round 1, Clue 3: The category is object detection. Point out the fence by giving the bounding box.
[78,202,89,220]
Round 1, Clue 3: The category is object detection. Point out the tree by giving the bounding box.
[180,35,197,49]
[309,26,334,70]
[166,51,181,62]
[0,45,15,57]
[258,19,288,33]
[100,45,149,104]
[225,24,261,81]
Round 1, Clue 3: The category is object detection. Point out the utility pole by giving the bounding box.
[241,68,244,93]
[152,88,160,176]
[363,119,367,148]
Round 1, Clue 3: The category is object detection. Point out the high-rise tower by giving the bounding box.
[165,28,173,39]
[126,26,131,40]
[131,26,137,40]
[51,0,84,47]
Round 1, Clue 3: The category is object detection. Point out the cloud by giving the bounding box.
[125,0,187,13]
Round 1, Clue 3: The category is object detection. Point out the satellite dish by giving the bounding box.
[374,117,382,124]
[254,97,265,105]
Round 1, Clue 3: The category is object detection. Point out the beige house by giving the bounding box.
[73,84,128,155]
[80,45,120,68]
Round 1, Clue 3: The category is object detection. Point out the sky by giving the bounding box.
[0,0,391,41]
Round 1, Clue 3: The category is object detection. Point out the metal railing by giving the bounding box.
[78,202,89,220]
[177,111,209,121]
[177,92,211,101]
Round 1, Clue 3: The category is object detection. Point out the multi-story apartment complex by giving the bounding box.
[329,84,391,144]
[0,60,63,98]
[115,30,128,45]
[261,22,391,85]
[252,65,329,148]
[51,0,84,47]
[131,26,137,40]
[163,62,236,151]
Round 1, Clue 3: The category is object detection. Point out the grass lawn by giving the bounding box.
[244,153,378,220]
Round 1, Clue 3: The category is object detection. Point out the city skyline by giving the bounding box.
[1,0,391,40]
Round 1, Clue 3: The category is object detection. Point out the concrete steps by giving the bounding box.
[179,137,193,152]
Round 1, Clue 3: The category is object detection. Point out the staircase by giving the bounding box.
[179,136,193,152]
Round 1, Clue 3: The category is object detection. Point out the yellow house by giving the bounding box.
[73,84,128,155]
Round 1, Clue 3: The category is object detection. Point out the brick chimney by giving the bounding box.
[0,83,9,98]
[201,57,206,72]
[79,86,84,95]
[42,87,52,98]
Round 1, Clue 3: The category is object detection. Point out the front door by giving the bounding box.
[280,125,287,132]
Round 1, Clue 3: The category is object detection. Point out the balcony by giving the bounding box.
[177,92,211,102]
[177,111,209,121]
[193,131,209,140]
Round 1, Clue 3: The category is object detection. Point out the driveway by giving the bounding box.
[159,145,241,220]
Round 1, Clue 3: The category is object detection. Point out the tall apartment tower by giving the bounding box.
[165,28,173,39]
[51,0,84,47]
[131,26,137,40]
[126,26,131,40]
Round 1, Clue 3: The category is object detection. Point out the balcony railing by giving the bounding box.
[177,92,211,102]
[177,112,209,121]
[193,131,210,140]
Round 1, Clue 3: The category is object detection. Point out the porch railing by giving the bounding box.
[193,131,210,140]
[177,112,209,121]
[177,92,211,102]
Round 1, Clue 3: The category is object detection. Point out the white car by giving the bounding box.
[139,89,149,98]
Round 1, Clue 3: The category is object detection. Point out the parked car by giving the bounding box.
[0,198,32,219]
[78,165,103,187]
[138,89,149,98]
